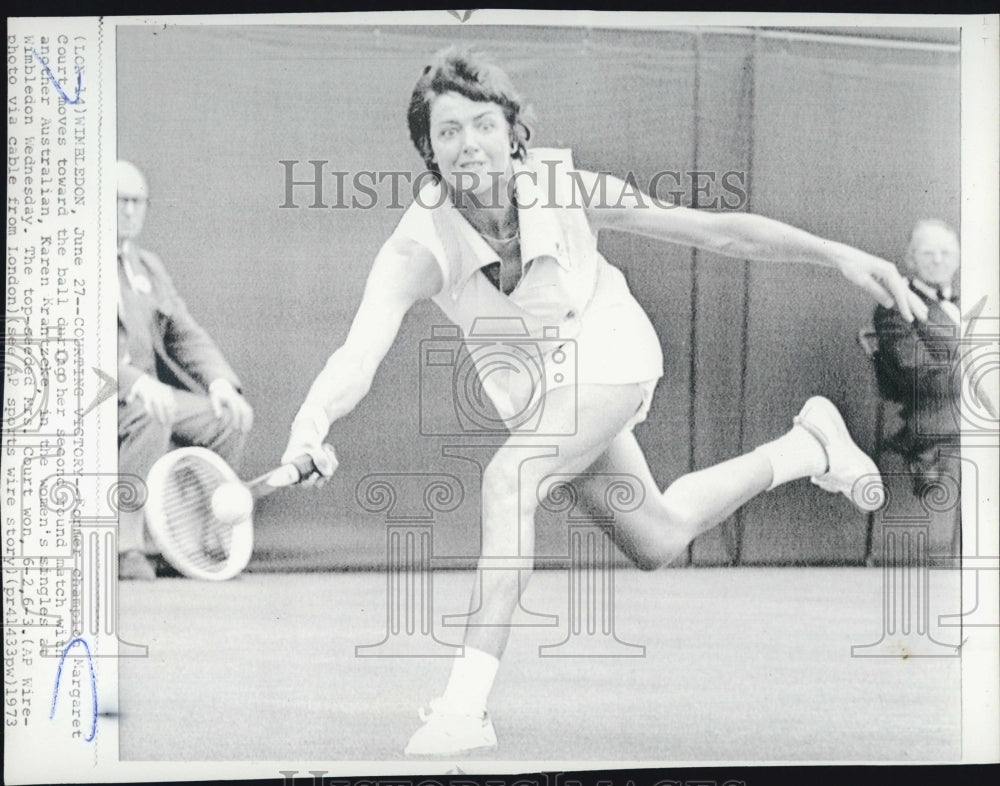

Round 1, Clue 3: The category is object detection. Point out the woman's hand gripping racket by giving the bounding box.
[144,446,333,581]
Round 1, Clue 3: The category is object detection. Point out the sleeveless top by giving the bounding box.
[391,148,664,425]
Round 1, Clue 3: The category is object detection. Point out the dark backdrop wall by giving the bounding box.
[116,25,960,569]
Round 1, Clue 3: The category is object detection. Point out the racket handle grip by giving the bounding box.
[289,443,335,481]
[250,445,335,498]
[291,452,320,481]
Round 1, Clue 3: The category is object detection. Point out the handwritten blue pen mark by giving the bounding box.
[32,49,83,105]
[49,637,98,742]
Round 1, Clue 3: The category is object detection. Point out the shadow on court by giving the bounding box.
[118,567,962,762]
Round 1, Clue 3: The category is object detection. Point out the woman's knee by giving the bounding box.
[629,535,687,571]
[618,502,696,571]
[633,552,666,572]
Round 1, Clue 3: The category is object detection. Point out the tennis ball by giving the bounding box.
[210,483,253,523]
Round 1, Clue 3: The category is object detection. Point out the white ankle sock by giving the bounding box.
[441,646,499,715]
[754,425,829,490]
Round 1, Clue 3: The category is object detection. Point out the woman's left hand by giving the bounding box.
[834,249,928,323]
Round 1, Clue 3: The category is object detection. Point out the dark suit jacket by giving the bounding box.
[873,281,960,459]
[118,245,241,401]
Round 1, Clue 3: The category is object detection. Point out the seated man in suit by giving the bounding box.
[873,219,961,498]
[117,160,254,579]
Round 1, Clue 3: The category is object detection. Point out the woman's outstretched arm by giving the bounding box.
[581,169,927,323]
[281,236,443,479]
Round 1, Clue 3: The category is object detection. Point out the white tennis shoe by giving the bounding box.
[793,396,886,511]
[403,698,498,756]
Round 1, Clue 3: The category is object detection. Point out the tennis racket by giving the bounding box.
[144,447,328,581]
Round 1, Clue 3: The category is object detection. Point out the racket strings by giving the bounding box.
[160,456,236,573]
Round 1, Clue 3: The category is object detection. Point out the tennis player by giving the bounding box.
[283,47,928,756]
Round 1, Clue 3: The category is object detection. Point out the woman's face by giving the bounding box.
[428,91,513,200]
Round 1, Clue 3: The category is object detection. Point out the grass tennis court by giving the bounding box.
[118,567,962,763]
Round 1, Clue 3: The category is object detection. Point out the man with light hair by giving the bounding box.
[117,160,254,580]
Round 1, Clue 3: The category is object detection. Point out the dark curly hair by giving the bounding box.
[407,46,533,177]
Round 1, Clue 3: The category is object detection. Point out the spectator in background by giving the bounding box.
[117,160,254,580]
[873,219,961,497]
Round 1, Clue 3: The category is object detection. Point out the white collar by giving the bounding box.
[911,277,952,301]
[433,153,572,299]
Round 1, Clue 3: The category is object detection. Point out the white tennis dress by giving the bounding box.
[392,148,664,432]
